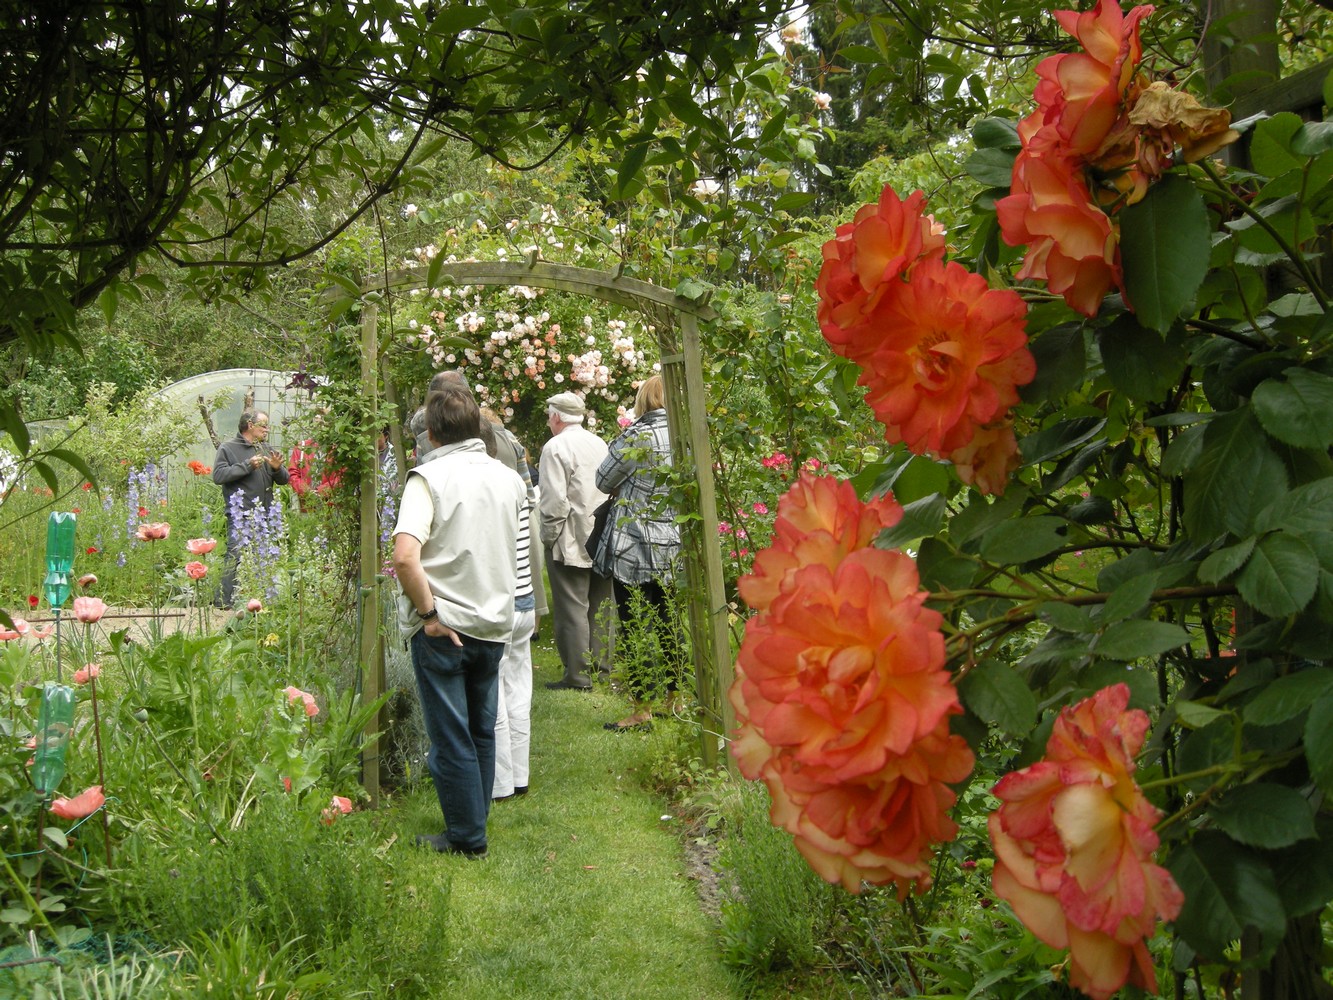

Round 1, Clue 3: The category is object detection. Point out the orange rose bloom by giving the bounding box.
[947,418,1023,497]
[739,472,903,613]
[857,258,1035,458]
[989,684,1183,1000]
[731,479,973,896]
[997,153,1121,318]
[817,186,946,365]
[1027,2,1153,162]
[998,1,1153,317]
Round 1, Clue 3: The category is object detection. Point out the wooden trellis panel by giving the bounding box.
[354,261,733,795]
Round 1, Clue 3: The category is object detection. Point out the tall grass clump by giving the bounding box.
[110,800,453,995]
[716,778,842,976]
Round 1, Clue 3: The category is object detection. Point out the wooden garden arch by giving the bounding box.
[354,261,733,805]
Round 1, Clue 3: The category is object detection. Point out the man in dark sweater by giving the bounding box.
[212,410,290,606]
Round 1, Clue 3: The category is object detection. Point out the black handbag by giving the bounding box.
[585,496,614,561]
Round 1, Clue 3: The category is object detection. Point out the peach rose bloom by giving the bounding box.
[740,472,903,613]
[989,684,1183,999]
[732,477,972,896]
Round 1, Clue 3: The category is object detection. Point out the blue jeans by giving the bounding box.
[410,629,504,851]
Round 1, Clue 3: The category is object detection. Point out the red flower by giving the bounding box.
[50,785,105,820]
[86,546,99,555]
[856,258,1035,460]
[137,506,149,518]
[73,596,107,623]
[80,481,92,490]
[989,684,1183,1000]
[817,187,947,366]
[27,595,37,609]
[186,460,213,476]
[731,475,972,896]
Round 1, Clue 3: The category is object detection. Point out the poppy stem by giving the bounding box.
[88,676,112,867]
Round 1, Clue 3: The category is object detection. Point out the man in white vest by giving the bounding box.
[393,387,527,857]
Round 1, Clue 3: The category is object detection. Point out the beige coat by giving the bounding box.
[538,424,609,568]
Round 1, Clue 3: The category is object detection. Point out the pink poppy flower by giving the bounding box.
[73,597,107,623]
[77,574,98,589]
[247,599,263,613]
[50,785,105,820]
[321,794,355,825]
[135,522,171,541]
[185,538,218,555]
[185,561,208,580]
[74,663,101,685]
[282,776,292,793]
[282,685,319,718]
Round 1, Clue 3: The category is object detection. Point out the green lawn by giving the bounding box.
[389,636,739,1000]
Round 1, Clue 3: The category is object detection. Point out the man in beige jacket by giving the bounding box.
[538,392,614,690]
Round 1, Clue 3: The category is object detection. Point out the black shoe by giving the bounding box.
[513,785,528,796]
[414,833,487,857]
[545,679,592,691]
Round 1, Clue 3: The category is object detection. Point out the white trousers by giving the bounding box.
[493,608,536,797]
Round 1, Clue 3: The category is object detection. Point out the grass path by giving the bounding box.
[388,635,740,1000]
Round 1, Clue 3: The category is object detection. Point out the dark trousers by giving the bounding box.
[410,628,503,851]
[612,577,684,703]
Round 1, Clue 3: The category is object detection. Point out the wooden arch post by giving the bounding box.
[355,261,734,783]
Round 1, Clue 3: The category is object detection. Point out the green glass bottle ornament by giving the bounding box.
[32,683,76,796]
[43,511,77,610]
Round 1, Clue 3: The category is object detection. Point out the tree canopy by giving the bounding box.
[0,0,789,443]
